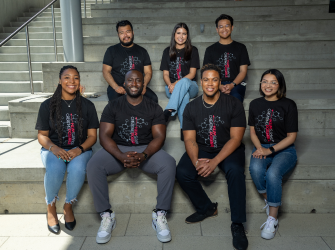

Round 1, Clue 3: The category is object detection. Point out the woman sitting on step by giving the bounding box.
[248,69,298,240]
[35,65,99,234]
[160,23,200,140]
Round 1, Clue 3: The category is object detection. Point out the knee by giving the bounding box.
[225,164,245,180]
[163,156,177,177]
[265,169,282,184]
[86,158,97,177]
[249,160,264,176]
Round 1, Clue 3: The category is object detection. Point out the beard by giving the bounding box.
[119,35,134,47]
[125,85,143,98]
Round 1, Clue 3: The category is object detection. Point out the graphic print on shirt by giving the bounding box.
[255,109,283,142]
[120,56,141,75]
[61,113,79,146]
[118,117,148,144]
[169,57,185,80]
[216,52,236,78]
[197,115,224,148]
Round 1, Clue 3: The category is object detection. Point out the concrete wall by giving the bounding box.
[0,0,60,32]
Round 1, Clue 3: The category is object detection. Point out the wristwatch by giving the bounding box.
[142,152,148,160]
[269,146,276,154]
[232,82,237,87]
[78,145,85,153]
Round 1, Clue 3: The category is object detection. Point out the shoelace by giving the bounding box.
[101,216,112,231]
[260,217,275,230]
[232,224,246,237]
[156,212,168,230]
[263,203,269,211]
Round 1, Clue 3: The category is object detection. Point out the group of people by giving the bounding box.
[35,14,299,250]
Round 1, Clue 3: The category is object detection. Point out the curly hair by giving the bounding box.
[200,64,221,78]
[49,65,83,146]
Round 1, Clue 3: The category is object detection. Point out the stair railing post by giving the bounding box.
[84,0,87,18]
[25,26,34,94]
[51,4,58,61]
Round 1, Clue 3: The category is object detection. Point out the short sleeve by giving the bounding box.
[103,47,113,67]
[248,101,255,126]
[87,102,100,129]
[152,104,166,126]
[100,103,115,124]
[203,47,211,66]
[190,46,200,69]
[182,104,196,130]
[143,49,151,66]
[239,44,250,66]
[160,48,170,71]
[285,101,298,133]
[231,99,246,127]
[35,101,51,130]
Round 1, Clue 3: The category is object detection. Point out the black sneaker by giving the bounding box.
[164,110,172,122]
[185,202,218,224]
[231,223,248,250]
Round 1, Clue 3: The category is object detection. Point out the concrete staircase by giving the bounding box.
[1,0,335,214]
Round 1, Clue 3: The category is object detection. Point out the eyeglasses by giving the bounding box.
[260,80,278,86]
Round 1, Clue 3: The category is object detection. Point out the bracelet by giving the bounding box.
[48,145,54,151]
[195,160,198,167]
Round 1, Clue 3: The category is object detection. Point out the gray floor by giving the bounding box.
[0,213,334,249]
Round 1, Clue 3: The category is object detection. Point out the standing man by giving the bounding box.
[176,64,248,250]
[102,20,158,103]
[87,70,176,244]
[203,14,250,102]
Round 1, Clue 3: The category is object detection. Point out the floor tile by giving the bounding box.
[81,236,162,250]
[0,237,85,250]
[49,213,130,237]
[322,237,335,249]
[278,214,335,236]
[125,214,154,236]
[0,214,61,236]
[163,236,232,250]
[0,238,8,248]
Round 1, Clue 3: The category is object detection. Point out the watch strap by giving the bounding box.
[78,145,84,153]
[269,146,275,154]
[142,152,148,160]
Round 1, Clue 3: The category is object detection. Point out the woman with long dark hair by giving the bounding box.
[248,69,298,240]
[160,23,200,139]
[35,65,99,234]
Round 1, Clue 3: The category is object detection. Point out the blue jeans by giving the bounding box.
[165,78,198,128]
[221,81,246,102]
[249,144,297,207]
[41,148,92,205]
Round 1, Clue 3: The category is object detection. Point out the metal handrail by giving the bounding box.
[0,0,59,94]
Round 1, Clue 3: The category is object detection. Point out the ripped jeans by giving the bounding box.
[41,148,92,205]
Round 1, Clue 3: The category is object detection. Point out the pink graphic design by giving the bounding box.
[216,52,236,78]
[118,117,148,143]
[61,113,79,146]
[197,115,224,148]
[120,56,141,75]
[255,109,283,142]
[169,57,185,81]
[130,117,139,145]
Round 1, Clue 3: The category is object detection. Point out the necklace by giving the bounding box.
[202,95,218,109]
[62,97,76,107]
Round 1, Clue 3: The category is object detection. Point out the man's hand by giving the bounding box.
[196,158,217,177]
[116,86,126,94]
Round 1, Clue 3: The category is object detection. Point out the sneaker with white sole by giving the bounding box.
[96,211,116,244]
[152,210,171,243]
[260,216,278,240]
[263,199,269,216]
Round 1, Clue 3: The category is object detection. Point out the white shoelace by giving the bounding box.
[101,216,112,231]
[157,211,168,230]
[263,203,269,211]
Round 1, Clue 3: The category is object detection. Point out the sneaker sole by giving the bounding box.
[185,209,218,224]
[261,225,278,240]
[96,219,116,244]
[152,221,172,243]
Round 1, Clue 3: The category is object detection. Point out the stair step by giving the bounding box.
[0,71,42,81]
[3,26,62,33]
[0,54,63,62]
[0,46,63,54]
[0,62,43,71]
[0,121,11,138]
[2,39,63,47]
[0,106,9,121]
[0,32,62,40]
[17,17,61,22]
[0,81,42,93]
[0,93,33,106]
[10,21,61,27]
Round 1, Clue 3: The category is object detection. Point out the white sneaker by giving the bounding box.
[152,210,171,243]
[263,199,269,216]
[96,211,116,244]
[260,216,278,240]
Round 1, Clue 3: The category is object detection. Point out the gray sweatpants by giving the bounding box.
[87,145,176,213]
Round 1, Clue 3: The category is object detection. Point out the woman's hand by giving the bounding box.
[168,81,178,93]
[252,147,272,159]
[67,147,82,161]
[51,146,70,161]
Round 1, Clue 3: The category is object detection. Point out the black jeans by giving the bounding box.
[107,85,158,103]
[176,144,246,223]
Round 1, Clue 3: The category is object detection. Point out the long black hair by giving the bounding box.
[169,23,192,61]
[259,69,287,99]
[49,65,83,146]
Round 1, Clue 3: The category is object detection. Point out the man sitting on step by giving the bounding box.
[176,64,248,250]
[102,20,158,103]
[87,69,176,244]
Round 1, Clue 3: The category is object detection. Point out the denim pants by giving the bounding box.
[41,148,92,205]
[221,81,246,102]
[176,144,246,223]
[107,85,158,103]
[165,78,199,128]
[249,144,297,207]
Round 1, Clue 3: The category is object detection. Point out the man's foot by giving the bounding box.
[260,216,278,240]
[164,110,172,122]
[231,223,248,250]
[152,210,171,243]
[185,202,218,224]
[96,211,116,244]
[263,199,269,216]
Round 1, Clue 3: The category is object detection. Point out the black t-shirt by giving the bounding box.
[203,41,250,82]
[183,93,246,153]
[100,95,165,146]
[160,46,200,83]
[103,43,151,86]
[248,97,298,144]
[35,97,99,149]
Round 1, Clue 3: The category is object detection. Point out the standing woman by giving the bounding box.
[35,65,99,234]
[160,23,200,139]
[248,69,298,240]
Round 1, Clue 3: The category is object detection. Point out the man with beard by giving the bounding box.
[203,14,250,103]
[102,20,158,102]
[87,70,176,244]
[176,64,248,250]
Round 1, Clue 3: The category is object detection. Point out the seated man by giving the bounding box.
[176,64,248,250]
[87,69,176,244]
